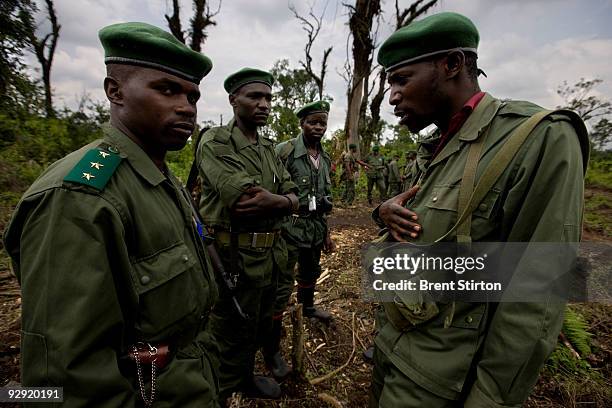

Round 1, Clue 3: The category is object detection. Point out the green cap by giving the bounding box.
[99,22,212,84]
[295,100,330,119]
[372,144,380,152]
[224,67,275,94]
[377,12,479,72]
[348,143,357,149]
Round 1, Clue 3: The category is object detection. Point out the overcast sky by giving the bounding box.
[28,0,612,137]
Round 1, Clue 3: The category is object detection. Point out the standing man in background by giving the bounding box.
[4,22,220,407]
[268,101,336,379]
[196,68,298,401]
[364,144,387,205]
[386,153,401,197]
[401,150,416,191]
[341,143,358,206]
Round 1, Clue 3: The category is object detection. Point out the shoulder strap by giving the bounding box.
[277,138,297,164]
[436,109,555,243]
[63,144,123,191]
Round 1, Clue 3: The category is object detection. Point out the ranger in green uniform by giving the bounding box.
[196,68,299,401]
[3,23,220,407]
[341,143,358,205]
[365,145,387,205]
[401,150,416,192]
[265,101,336,378]
[386,153,401,197]
[370,12,589,407]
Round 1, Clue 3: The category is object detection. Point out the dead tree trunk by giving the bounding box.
[344,0,381,153]
[27,0,60,118]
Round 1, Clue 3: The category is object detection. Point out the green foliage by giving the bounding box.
[563,307,592,357]
[585,150,612,188]
[557,78,612,151]
[167,139,197,183]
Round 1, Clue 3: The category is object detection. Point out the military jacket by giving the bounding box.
[365,153,386,178]
[196,118,297,287]
[387,159,400,183]
[4,125,219,407]
[276,134,332,248]
[342,150,357,179]
[373,93,589,406]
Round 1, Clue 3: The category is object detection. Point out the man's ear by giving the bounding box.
[228,93,237,108]
[104,76,123,106]
[444,51,465,80]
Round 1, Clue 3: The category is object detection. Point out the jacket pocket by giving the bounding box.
[131,242,200,335]
[21,331,48,385]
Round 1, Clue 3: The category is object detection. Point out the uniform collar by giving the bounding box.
[228,117,271,150]
[427,93,502,168]
[103,124,166,186]
[293,133,328,160]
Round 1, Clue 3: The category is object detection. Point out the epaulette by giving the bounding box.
[276,138,296,162]
[63,143,122,191]
[211,126,232,144]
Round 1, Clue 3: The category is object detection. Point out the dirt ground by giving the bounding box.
[0,198,610,407]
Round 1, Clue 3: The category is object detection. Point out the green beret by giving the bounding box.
[348,143,357,149]
[377,12,479,72]
[224,68,274,94]
[99,22,212,84]
[296,100,330,119]
[372,145,380,152]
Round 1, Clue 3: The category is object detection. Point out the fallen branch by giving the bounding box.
[317,392,343,407]
[559,331,581,359]
[309,312,356,386]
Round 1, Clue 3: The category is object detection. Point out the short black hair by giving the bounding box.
[464,51,479,82]
[106,64,137,82]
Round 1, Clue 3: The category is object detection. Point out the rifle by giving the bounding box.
[182,135,249,320]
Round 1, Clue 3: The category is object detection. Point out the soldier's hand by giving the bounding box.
[379,185,421,242]
[233,186,286,216]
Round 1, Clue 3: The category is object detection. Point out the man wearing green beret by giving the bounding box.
[196,67,299,401]
[364,144,387,205]
[370,11,589,407]
[341,143,358,205]
[265,101,336,377]
[4,22,220,407]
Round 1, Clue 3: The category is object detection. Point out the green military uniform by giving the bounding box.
[386,157,401,197]
[196,117,297,398]
[274,133,332,316]
[3,22,220,407]
[370,12,590,408]
[365,148,387,203]
[4,126,220,407]
[402,152,416,191]
[341,146,357,205]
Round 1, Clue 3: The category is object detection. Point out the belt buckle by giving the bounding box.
[251,232,274,248]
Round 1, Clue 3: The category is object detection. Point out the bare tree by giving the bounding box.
[164,0,222,51]
[360,0,438,152]
[290,3,333,100]
[26,0,60,118]
[343,0,382,154]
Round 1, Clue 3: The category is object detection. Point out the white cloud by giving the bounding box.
[32,0,612,139]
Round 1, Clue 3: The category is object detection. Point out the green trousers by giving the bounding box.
[369,346,460,408]
[367,176,386,202]
[273,242,323,317]
[209,271,277,400]
[388,181,401,198]
[342,178,356,205]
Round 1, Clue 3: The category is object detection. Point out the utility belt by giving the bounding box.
[127,341,171,407]
[213,229,280,249]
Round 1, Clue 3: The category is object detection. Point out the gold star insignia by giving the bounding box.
[99,151,110,158]
[82,172,95,181]
[90,162,104,170]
